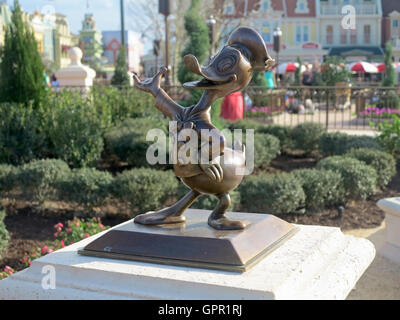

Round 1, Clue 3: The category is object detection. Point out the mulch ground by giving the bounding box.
[1,154,399,272]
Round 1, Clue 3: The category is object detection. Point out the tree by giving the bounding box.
[0,0,47,107]
[250,72,267,86]
[177,0,210,106]
[294,56,302,86]
[382,42,397,87]
[111,45,130,86]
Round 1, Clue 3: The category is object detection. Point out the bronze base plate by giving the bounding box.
[78,209,298,273]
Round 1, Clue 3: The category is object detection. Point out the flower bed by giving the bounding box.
[358,106,400,119]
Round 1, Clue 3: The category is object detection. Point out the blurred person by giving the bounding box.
[220,91,244,121]
[265,69,276,88]
[302,64,313,86]
[51,74,59,87]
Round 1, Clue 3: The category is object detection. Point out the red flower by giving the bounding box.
[60,240,65,248]
[41,245,48,255]
[84,233,90,238]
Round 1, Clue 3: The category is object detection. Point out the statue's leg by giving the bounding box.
[208,193,247,230]
[134,190,200,225]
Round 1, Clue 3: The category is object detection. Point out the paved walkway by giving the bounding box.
[345,221,400,300]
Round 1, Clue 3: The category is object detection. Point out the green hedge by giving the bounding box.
[226,119,265,132]
[18,159,71,204]
[111,168,178,216]
[259,125,293,151]
[0,209,9,259]
[105,117,169,168]
[177,183,240,211]
[0,164,17,195]
[316,156,377,200]
[319,132,383,157]
[291,123,325,154]
[292,169,344,212]
[56,168,114,213]
[346,148,397,189]
[239,173,305,215]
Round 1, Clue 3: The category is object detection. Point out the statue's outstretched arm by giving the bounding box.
[132,67,183,119]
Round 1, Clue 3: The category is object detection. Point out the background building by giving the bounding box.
[381,0,400,61]
[54,13,79,69]
[102,30,144,73]
[79,13,103,65]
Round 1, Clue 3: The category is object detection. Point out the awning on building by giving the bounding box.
[327,46,384,61]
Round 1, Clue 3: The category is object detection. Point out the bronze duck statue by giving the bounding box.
[132,27,274,230]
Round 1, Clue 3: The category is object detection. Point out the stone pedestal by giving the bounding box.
[377,197,400,264]
[0,211,375,300]
[55,47,96,92]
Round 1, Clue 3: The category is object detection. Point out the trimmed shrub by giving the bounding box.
[111,168,179,215]
[0,209,9,259]
[238,173,306,215]
[291,123,325,154]
[226,119,265,132]
[316,156,378,200]
[259,125,293,151]
[252,134,280,168]
[346,148,397,189]
[292,169,344,212]
[0,103,45,165]
[319,132,383,157]
[18,159,71,204]
[177,183,240,211]
[0,164,18,195]
[56,168,114,213]
[105,117,169,168]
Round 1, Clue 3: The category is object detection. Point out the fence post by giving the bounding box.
[325,89,330,130]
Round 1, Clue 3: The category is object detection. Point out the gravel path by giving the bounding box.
[345,221,400,300]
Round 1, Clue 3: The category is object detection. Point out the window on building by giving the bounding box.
[261,22,271,42]
[393,20,399,28]
[262,0,270,11]
[326,25,333,44]
[224,1,235,15]
[340,27,347,44]
[303,25,309,42]
[295,0,309,14]
[364,25,371,43]
[296,25,302,43]
[350,28,357,44]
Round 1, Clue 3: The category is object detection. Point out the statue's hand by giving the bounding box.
[200,159,223,183]
[132,67,169,97]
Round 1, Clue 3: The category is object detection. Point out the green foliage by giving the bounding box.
[239,173,306,215]
[250,72,267,86]
[292,169,344,212]
[105,117,169,168]
[45,103,105,168]
[111,168,179,216]
[382,42,397,87]
[226,119,265,132]
[259,125,294,151]
[0,103,45,165]
[177,183,240,211]
[111,45,130,87]
[252,134,280,168]
[177,0,210,105]
[374,114,400,157]
[317,156,377,200]
[18,159,71,204]
[319,56,352,86]
[291,123,325,154]
[56,168,114,213]
[0,209,9,259]
[0,1,47,107]
[294,56,302,86]
[346,148,397,189]
[0,164,17,195]
[319,132,383,157]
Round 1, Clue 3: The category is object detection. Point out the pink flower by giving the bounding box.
[60,240,65,248]
[84,233,90,238]
[54,232,59,238]
[21,257,28,264]
[4,266,13,274]
[67,228,72,233]
[41,245,48,255]
[99,224,104,230]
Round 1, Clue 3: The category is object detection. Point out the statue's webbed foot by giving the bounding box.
[208,215,247,230]
[134,210,186,225]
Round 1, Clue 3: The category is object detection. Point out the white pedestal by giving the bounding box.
[377,197,400,264]
[0,221,375,300]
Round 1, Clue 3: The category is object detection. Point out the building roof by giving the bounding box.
[382,0,400,17]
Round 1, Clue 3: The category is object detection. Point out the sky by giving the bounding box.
[15,0,127,34]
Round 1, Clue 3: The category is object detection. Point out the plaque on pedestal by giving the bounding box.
[79,209,298,272]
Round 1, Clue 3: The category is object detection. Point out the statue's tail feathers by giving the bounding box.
[233,140,246,154]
